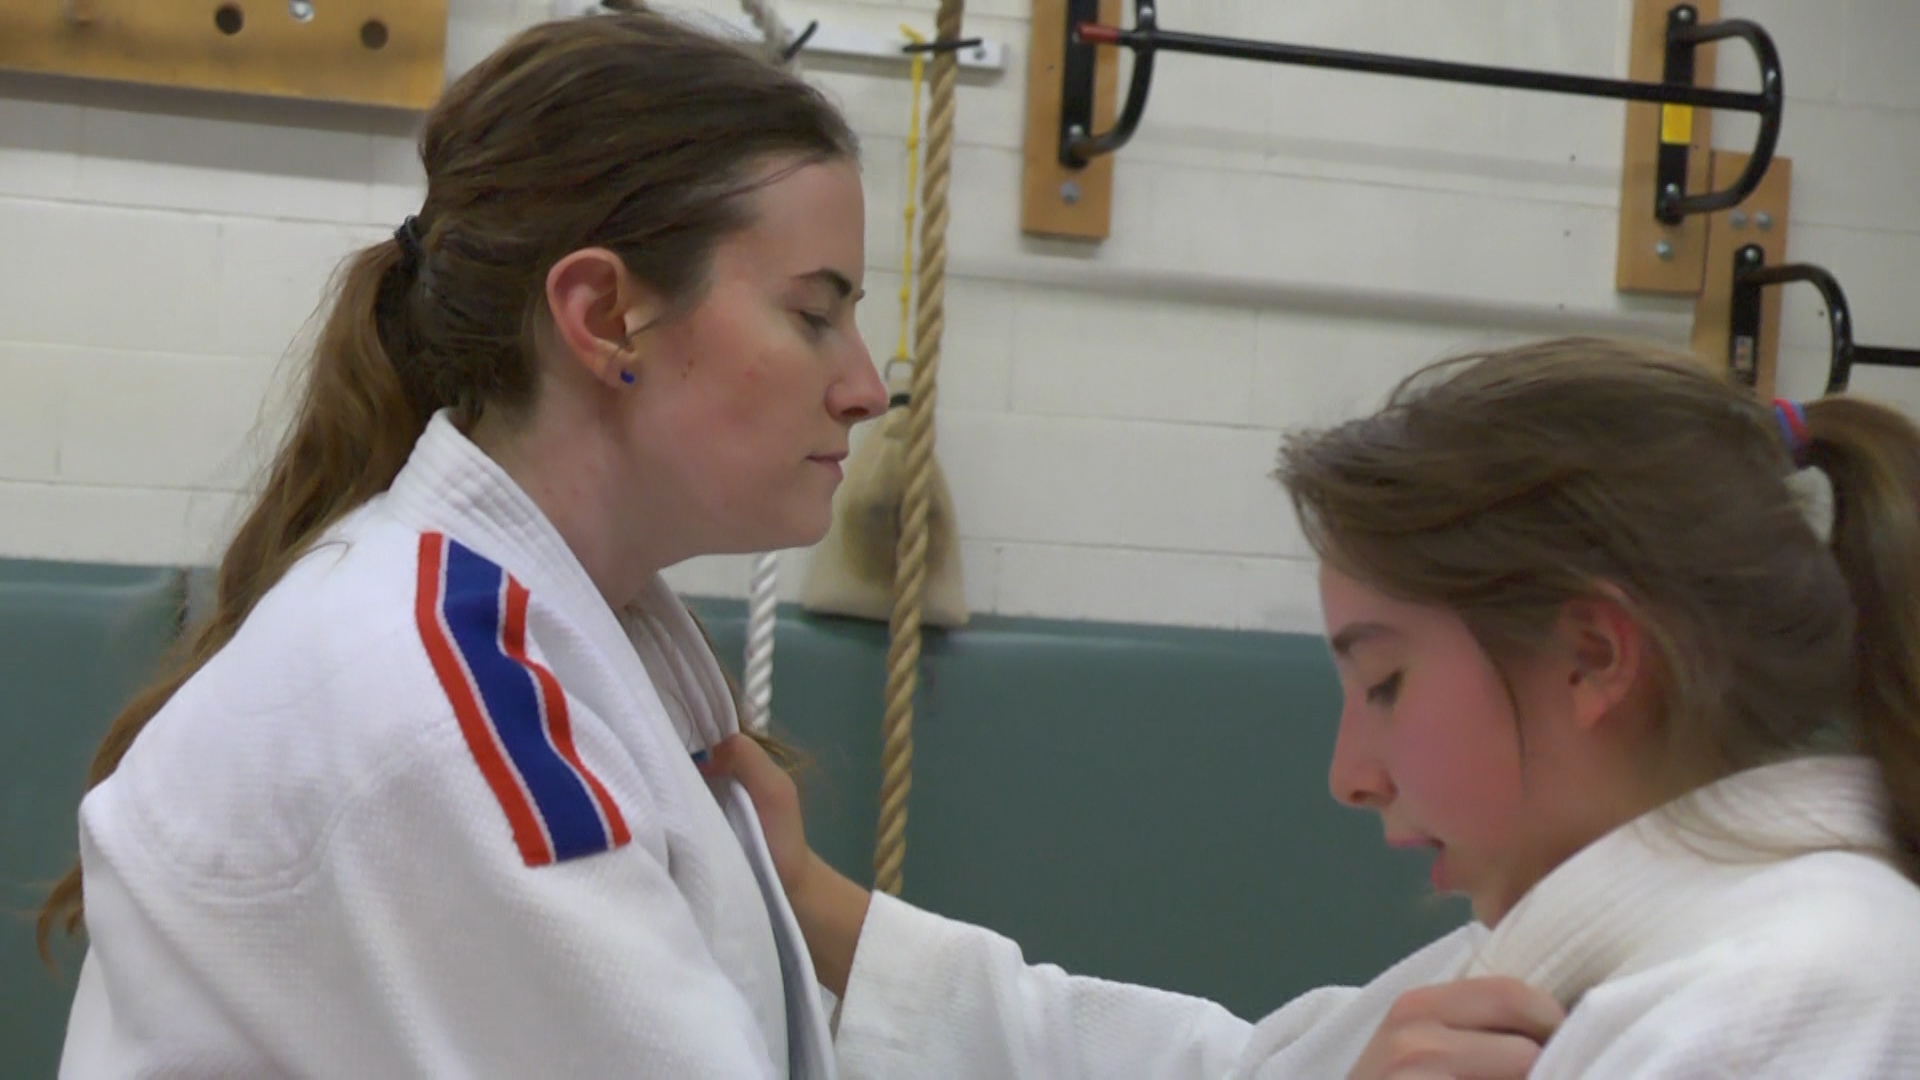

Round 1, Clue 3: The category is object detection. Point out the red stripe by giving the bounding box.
[415,533,555,866]
[1776,399,1809,445]
[501,579,633,848]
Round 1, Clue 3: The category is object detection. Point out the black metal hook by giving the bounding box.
[902,36,984,55]
[781,19,820,63]
[1058,0,1784,225]
[1729,246,1920,395]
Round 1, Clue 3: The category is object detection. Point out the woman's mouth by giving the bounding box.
[1387,834,1449,891]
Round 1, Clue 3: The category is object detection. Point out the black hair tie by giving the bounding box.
[393,215,425,271]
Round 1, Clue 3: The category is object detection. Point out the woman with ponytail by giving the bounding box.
[46,10,882,1077]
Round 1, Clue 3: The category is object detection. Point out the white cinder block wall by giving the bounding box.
[2,0,1917,634]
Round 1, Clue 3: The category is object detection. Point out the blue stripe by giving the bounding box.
[441,540,611,862]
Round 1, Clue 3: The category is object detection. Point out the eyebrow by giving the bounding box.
[797,268,861,300]
[1329,621,1399,658]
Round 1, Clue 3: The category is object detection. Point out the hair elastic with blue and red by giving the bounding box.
[1772,398,1810,467]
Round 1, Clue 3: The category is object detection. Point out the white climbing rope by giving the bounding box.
[743,551,779,733]
[739,0,795,734]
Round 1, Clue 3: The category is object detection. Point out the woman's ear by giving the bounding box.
[1557,592,1645,732]
[545,248,666,388]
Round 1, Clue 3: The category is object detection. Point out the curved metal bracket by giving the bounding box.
[1659,15,1784,222]
[1730,247,1920,394]
[1059,1,1784,225]
[1058,0,1156,169]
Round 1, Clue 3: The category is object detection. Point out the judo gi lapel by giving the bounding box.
[1468,755,1893,1008]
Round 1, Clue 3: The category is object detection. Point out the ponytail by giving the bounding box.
[1805,396,1920,882]
[36,236,435,960]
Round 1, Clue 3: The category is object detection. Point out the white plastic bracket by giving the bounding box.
[550,0,1008,73]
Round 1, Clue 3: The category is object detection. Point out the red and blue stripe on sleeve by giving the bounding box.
[414,532,633,866]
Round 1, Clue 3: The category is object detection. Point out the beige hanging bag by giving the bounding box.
[801,399,968,627]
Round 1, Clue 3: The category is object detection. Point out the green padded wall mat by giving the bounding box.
[1,561,185,1080]
[689,599,1470,1022]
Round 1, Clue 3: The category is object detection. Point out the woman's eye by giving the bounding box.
[1365,671,1403,707]
[797,310,832,334]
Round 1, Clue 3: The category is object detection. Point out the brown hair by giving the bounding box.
[39,10,856,959]
[1276,336,1920,883]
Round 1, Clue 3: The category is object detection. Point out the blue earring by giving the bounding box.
[619,370,636,385]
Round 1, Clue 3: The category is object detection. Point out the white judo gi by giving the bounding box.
[834,756,1920,1078]
[61,411,834,1078]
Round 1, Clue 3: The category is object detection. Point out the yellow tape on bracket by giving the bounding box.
[1661,103,1695,145]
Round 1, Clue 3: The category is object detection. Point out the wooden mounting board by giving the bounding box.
[1021,0,1120,240]
[0,0,447,110]
[1615,0,1719,296]
[1691,150,1792,398]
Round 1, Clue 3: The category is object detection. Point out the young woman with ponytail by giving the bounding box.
[711,337,1920,1078]
[45,11,882,1077]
